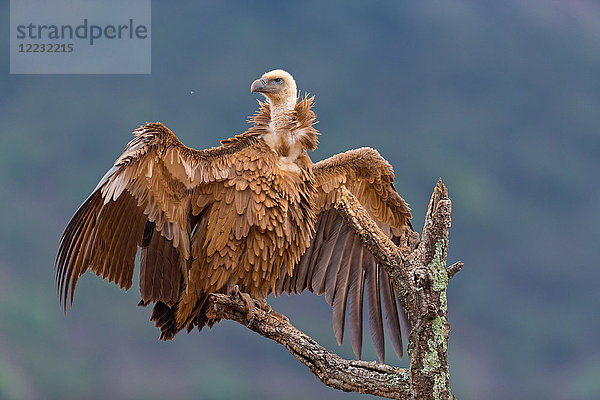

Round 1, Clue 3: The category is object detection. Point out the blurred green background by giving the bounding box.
[1,1,600,399]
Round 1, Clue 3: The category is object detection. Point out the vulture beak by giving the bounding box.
[251,77,270,93]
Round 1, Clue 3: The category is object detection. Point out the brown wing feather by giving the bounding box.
[313,147,411,232]
[276,147,411,361]
[365,259,385,362]
[347,247,367,359]
[139,222,181,307]
[56,122,261,310]
[332,234,359,346]
[380,267,404,359]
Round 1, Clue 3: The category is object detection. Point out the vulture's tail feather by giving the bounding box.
[151,294,217,340]
[151,301,180,340]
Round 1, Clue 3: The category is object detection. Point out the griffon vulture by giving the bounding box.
[56,69,412,362]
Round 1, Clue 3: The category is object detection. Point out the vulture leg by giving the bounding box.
[233,284,256,326]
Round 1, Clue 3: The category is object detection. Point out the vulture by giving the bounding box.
[56,69,412,362]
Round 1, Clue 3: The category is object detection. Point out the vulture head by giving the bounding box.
[251,69,297,109]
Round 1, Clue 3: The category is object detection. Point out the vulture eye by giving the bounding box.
[274,78,283,83]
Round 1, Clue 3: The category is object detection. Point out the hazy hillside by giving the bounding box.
[1,1,599,399]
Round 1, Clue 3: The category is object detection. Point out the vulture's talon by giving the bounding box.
[255,298,271,313]
[258,299,288,322]
[253,299,287,322]
[274,311,289,323]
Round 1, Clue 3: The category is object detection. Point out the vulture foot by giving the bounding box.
[255,297,289,323]
[254,297,271,312]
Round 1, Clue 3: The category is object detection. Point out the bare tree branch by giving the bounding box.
[206,293,411,399]
[206,180,460,399]
[447,262,464,279]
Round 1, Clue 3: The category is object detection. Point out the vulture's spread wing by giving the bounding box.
[57,120,411,363]
[55,122,258,310]
[277,148,412,362]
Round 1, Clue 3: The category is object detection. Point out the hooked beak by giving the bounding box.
[251,77,270,93]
